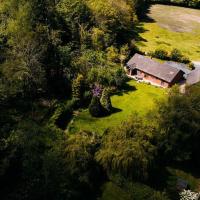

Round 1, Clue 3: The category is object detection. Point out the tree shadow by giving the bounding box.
[115,82,137,96]
[131,3,156,45]
[138,3,156,23]
[111,107,122,114]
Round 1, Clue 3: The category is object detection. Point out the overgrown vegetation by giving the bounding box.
[0,0,200,200]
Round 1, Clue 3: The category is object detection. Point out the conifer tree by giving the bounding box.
[100,88,112,113]
[72,74,84,103]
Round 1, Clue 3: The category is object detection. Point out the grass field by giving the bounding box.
[136,4,200,60]
[68,80,167,135]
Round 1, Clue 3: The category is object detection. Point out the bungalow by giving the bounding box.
[126,54,185,88]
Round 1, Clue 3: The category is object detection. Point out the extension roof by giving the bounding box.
[164,61,191,75]
[186,68,200,85]
[127,54,182,83]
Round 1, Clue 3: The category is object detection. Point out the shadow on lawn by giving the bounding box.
[115,82,137,96]
[111,107,122,114]
[138,3,156,23]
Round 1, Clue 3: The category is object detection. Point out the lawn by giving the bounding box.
[67,80,167,135]
[136,4,200,60]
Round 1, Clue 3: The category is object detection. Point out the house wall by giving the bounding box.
[136,70,170,88]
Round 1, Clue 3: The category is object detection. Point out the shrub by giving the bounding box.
[72,74,84,104]
[181,56,190,64]
[153,49,169,60]
[50,99,77,130]
[188,63,195,70]
[83,90,92,106]
[114,67,128,88]
[170,48,183,62]
[106,46,119,63]
[100,88,112,113]
[89,96,104,117]
[100,181,170,200]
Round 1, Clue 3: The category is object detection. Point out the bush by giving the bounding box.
[100,88,112,113]
[100,181,170,200]
[72,74,85,104]
[188,63,195,70]
[83,90,92,106]
[170,48,183,62]
[153,49,169,60]
[181,56,190,64]
[114,67,128,88]
[168,48,191,64]
[89,96,104,117]
[50,99,77,130]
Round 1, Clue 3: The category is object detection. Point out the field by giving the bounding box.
[68,80,167,135]
[136,4,200,60]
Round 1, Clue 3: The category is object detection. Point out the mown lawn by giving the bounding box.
[136,4,200,60]
[67,80,167,135]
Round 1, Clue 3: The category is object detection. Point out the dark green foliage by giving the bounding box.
[156,84,200,165]
[114,67,128,88]
[1,0,200,199]
[89,96,104,117]
[83,90,92,106]
[72,74,85,103]
[100,180,170,200]
[64,131,103,198]
[96,115,157,180]
[50,99,77,130]
[149,48,191,64]
[149,49,169,60]
[100,88,112,113]
[170,48,190,64]
[170,48,184,62]
[87,66,127,88]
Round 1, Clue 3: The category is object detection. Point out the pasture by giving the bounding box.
[136,4,200,60]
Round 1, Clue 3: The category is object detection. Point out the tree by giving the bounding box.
[170,48,183,62]
[156,84,200,165]
[107,46,119,63]
[72,74,84,103]
[100,88,112,113]
[119,44,130,67]
[96,115,157,180]
[64,131,103,199]
[89,96,104,117]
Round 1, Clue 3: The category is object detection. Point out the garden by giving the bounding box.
[67,80,167,134]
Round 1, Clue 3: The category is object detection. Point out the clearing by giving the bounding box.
[68,80,167,135]
[136,4,200,60]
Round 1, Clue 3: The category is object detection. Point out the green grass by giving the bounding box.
[136,4,200,60]
[68,80,167,135]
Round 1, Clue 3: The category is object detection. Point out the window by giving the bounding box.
[161,81,165,86]
[144,74,149,78]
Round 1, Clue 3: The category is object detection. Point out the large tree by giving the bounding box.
[96,115,157,180]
